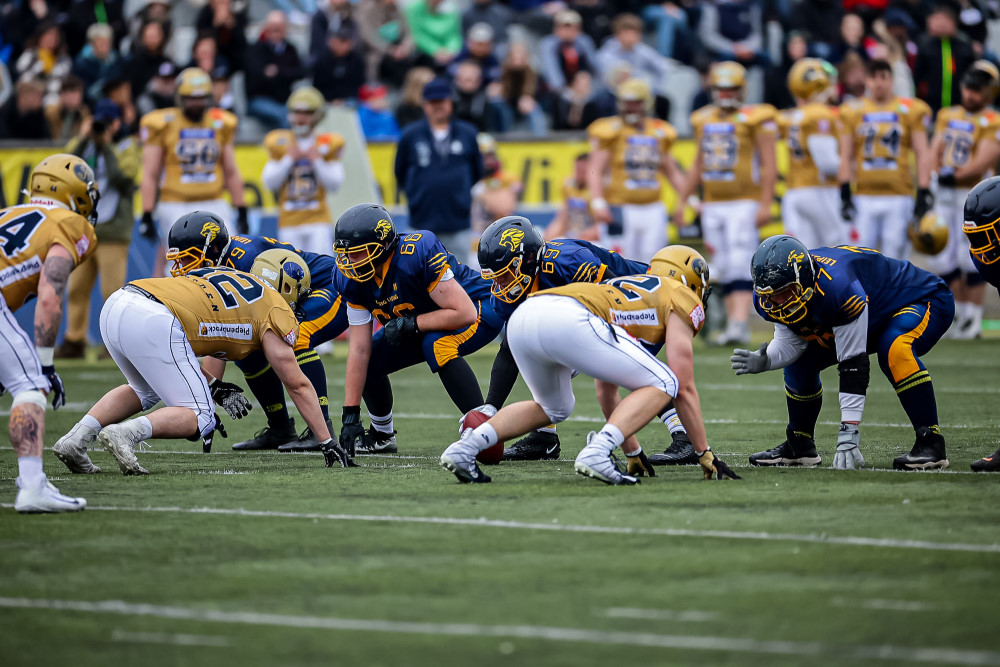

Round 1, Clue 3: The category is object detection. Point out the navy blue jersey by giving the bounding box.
[334,230,492,325]
[222,235,338,292]
[972,252,1000,289]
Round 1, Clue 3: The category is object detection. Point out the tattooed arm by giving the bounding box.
[35,244,74,349]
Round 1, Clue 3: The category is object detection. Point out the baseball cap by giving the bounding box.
[360,83,388,101]
[423,78,452,101]
[156,61,177,78]
[468,22,494,43]
[555,10,582,26]
[93,99,122,123]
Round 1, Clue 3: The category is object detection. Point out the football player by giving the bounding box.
[469,133,522,269]
[219,232,347,452]
[837,59,932,261]
[544,152,600,242]
[731,236,954,470]
[261,86,345,255]
[332,204,507,456]
[779,58,844,249]
[928,61,1000,340]
[962,177,1000,471]
[440,246,738,485]
[674,61,778,345]
[54,212,353,476]
[139,67,247,276]
[587,78,685,262]
[2,154,98,512]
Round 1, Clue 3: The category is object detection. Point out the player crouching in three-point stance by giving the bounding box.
[732,235,954,470]
[441,246,739,485]
[53,211,353,476]
[3,154,99,512]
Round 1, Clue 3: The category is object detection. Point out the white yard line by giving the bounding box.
[603,607,718,622]
[829,597,942,612]
[111,629,230,647]
[1,597,997,665]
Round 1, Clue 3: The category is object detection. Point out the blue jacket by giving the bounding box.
[394,118,483,234]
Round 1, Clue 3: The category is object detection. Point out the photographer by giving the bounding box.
[55,100,141,360]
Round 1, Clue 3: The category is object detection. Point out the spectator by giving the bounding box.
[406,0,463,70]
[838,51,868,100]
[551,70,604,130]
[272,0,317,26]
[572,0,614,47]
[358,83,401,140]
[689,57,713,110]
[102,76,136,135]
[871,19,915,97]
[126,20,169,98]
[310,0,354,65]
[246,11,304,131]
[136,61,177,117]
[452,61,490,131]
[915,3,977,114]
[212,64,236,113]
[490,41,547,135]
[45,75,89,142]
[66,1,127,58]
[197,0,248,73]
[588,61,634,119]
[1,0,51,64]
[0,79,50,139]
[470,132,522,256]
[508,0,564,36]
[57,100,140,360]
[699,0,768,70]
[787,0,844,61]
[73,24,124,105]
[829,13,869,65]
[394,78,483,264]
[595,13,673,119]
[395,66,435,128]
[462,0,512,48]
[449,23,502,87]
[883,8,919,71]
[312,23,365,103]
[15,21,72,108]
[765,31,808,109]
[538,10,598,95]
[356,0,415,86]
[187,34,227,76]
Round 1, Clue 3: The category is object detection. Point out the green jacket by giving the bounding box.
[65,134,141,245]
[405,0,461,58]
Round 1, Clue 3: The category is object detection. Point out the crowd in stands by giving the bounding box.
[0,0,997,142]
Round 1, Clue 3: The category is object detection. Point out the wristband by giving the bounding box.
[36,346,54,366]
[319,438,334,447]
[342,405,361,422]
[591,197,608,211]
[840,183,852,200]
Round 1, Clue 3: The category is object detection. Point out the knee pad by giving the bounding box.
[12,389,47,409]
[541,396,575,425]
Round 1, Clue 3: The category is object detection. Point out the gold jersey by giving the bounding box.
[130,267,298,361]
[934,105,1000,188]
[778,103,838,190]
[264,130,345,228]
[535,274,705,347]
[140,107,238,202]
[0,204,97,311]
[560,178,595,234]
[587,116,677,205]
[838,96,931,196]
[690,104,778,203]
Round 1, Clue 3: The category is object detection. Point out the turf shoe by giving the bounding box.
[14,476,86,513]
[357,427,398,453]
[98,422,150,475]
[53,423,101,474]
[893,426,949,470]
[278,419,335,452]
[574,432,639,486]
[232,419,297,451]
[440,437,491,483]
[648,431,698,466]
[502,429,560,461]
[971,447,1000,472]
[749,430,821,467]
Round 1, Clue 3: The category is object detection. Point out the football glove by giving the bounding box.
[139,212,158,241]
[833,422,865,470]
[236,206,249,234]
[458,404,498,434]
[321,438,358,468]
[202,413,228,453]
[625,448,656,477]
[913,188,934,221]
[339,406,365,456]
[840,183,856,222]
[382,316,419,346]
[698,447,741,480]
[731,342,770,375]
[0,379,6,397]
[42,365,65,410]
[209,378,253,420]
[937,166,956,188]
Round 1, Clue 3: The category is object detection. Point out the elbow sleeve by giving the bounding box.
[838,353,870,396]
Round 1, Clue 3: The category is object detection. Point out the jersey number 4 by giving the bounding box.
[0,211,44,258]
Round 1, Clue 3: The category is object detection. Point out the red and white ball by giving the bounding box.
[461,410,504,465]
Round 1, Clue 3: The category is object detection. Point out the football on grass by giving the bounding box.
[461,410,504,465]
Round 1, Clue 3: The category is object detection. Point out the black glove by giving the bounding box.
[697,448,741,480]
[913,187,934,221]
[626,448,656,477]
[209,378,253,419]
[42,365,65,410]
[321,438,358,467]
[202,414,228,453]
[0,379,6,397]
[937,167,956,188]
[139,212,158,241]
[339,406,365,456]
[840,183,855,223]
[382,315,419,346]
[236,206,249,234]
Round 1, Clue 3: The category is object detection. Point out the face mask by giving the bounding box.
[183,107,206,123]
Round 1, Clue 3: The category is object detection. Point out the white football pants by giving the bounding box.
[0,297,47,396]
[278,221,335,256]
[701,199,759,284]
[926,186,976,276]
[782,187,845,250]
[854,194,912,260]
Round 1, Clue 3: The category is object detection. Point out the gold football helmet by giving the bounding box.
[251,248,312,315]
[617,77,652,124]
[29,153,100,224]
[709,61,747,111]
[176,67,212,99]
[647,245,712,302]
[908,212,949,255]
[287,86,326,137]
[787,58,834,102]
[963,60,1000,102]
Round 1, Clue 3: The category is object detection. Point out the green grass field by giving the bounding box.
[2,338,1000,666]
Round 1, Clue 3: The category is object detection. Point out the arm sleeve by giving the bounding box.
[807,134,840,178]
[833,306,870,423]
[485,332,519,408]
[765,323,809,369]
[347,304,373,326]
[262,155,294,192]
[312,158,344,192]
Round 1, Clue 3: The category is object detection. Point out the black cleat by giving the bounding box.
[648,431,698,466]
[750,430,821,467]
[232,419,297,451]
[278,419,336,452]
[893,426,949,470]
[502,430,560,461]
[971,447,1000,472]
[356,426,398,453]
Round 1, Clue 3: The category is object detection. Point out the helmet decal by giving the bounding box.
[201,221,221,243]
[498,228,524,252]
[375,219,392,241]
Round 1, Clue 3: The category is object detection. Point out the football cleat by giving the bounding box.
[440,437,492,483]
[502,429,560,461]
[232,419,297,451]
[53,423,101,474]
[749,430,821,467]
[648,431,698,466]
[14,476,86,513]
[971,447,1000,472]
[357,426,398,453]
[893,426,949,470]
[574,433,640,486]
[278,419,335,452]
[98,422,150,475]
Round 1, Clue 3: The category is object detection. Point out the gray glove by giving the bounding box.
[209,379,253,420]
[731,342,770,375]
[834,423,865,470]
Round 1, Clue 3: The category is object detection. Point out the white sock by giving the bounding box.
[470,423,498,452]
[594,424,625,453]
[131,416,153,440]
[370,412,394,435]
[80,414,102,433]
[958,301,972,322]
[659,408,684,434]
[18,456,44,484]
[968,304,984,331]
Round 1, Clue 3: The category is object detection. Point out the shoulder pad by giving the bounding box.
[587,117,622,140]
[208,108,239,130]
[316,132,346,158]
[748,104,778,123]
[140,108,171,130]
[265,130,293,159]
[648,118,677,140]
[689,106,715,127]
